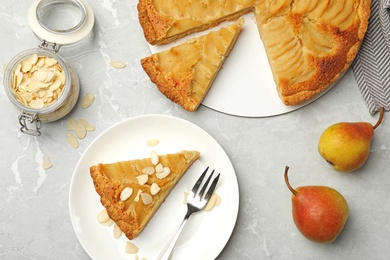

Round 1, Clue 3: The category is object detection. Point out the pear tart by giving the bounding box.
[90,150,200,240]
[138,0,371,107]
[141,19,244,111]
[255,0,371,105]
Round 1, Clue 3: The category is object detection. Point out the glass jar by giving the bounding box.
[3,0,94,136]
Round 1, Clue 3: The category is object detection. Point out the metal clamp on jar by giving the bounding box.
[3,0,94,136]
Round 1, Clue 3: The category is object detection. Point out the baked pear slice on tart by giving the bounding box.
[90,150,200,240]
[141,18,244,111]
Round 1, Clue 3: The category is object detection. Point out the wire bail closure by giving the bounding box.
[39,39,61,53]
[19,112,42,136]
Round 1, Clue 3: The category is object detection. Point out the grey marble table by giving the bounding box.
[1,1,389,260]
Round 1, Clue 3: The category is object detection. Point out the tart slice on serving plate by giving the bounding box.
[141,18,244,112]
[90,150,200,240]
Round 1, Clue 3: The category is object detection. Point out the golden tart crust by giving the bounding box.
[138,0,371,107]
[141,19,244,111]
[90,150,200,240]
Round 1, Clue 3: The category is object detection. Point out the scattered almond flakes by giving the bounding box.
[66,118,95,149]
[80,93,95,109]
[101,219,114,226]
[110,60,126,69]
[74,122,87,139]
[66,117,77,131]
[66,133,79,149]
[150,150,159,165]
[125,241,139,254]
[97,209,110,223]
[78,119,95,131]
[12,54,66,109]
[146,139,159,147]
[42,156,53,170]
[113,223,122,239]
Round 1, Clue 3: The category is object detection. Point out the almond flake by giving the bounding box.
[28,54,38,64]
[134,189,142,202]
[142,166,155,175]
[125,241,139,254]
[113,224,122,239]
[66,133,79,149]
[146,139,159,147]
[45,57,57,66]
[150,150,159,165]
[78,119,95,131]
[150,183,160,195]
[110,60,126,69]
[155,163,163,173]
[74,123,87,139]
[97,209,110,223]
[80,93,95,109]
[156,166,171,179]
[21,60,32,73]
[29,98,44,109]
[101,219,114,226]
[141,193,153,205]
[136,174,148,185]
[66,117,77,131]
[49,79,62,91]
[42,156,53,170]
[120,187,133,201]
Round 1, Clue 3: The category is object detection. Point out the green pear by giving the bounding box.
[284,166,349,243]
[318,107,385,172]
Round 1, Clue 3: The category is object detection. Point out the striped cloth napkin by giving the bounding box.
[351,0,390,114]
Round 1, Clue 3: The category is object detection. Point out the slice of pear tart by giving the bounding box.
[90,150,200,240]
[141,18,244,111]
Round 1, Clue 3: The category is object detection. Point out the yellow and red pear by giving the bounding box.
[318,107,385,172]
[284,166,349,243]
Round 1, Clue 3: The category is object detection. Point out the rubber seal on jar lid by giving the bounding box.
[28,0,94,46]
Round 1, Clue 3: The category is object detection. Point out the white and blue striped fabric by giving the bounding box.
[352,0,390,114]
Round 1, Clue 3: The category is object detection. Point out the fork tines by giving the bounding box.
[192,166,220,201]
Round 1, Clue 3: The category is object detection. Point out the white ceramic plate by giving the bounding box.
[149,13,336,117]
[69,115,239,260]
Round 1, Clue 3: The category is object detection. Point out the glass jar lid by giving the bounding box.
[28,0,94,45]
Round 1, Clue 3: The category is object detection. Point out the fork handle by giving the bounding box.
[157,211,192,260]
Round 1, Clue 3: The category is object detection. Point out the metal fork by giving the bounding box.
[157,166,220,260]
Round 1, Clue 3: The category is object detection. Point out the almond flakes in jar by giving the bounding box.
[3,0,94,136]
[3,49,79,136]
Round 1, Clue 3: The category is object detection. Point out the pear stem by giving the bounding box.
[284,166,298,196]
[373,107,385,130]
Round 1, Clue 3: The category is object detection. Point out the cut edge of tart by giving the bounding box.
[90,150,200,240]
[141,18,244,112]
[137,0,253,45]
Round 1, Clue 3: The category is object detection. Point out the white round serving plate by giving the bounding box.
[69,114,239,260]
[149,13,336,117]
